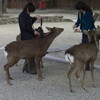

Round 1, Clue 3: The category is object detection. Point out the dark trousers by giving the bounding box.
[22,58,37,74]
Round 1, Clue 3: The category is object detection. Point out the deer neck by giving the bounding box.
[95,40,99,52]
[42,33,59,50]
[90,37,99,52]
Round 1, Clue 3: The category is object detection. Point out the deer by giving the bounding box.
[65,28,100,92]
[0,27,64,85]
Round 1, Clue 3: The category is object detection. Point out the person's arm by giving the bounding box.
[75,12,81,27]
[73,12,81,32]
[30,15,41,24]
[83,12,95,30]
[30,16,37,24]
[19,14,34,33]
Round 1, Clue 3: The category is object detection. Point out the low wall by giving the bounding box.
[0,15,73,25]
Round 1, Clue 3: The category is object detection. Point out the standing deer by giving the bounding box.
[0,27,64,85]
[65,29,100,92]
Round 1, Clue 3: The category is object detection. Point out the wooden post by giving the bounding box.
[0,0,2,15]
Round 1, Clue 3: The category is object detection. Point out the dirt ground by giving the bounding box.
[0,10,100,100]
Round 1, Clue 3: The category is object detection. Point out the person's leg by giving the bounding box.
[85,63,90,71]
[22,58,37,74]
[28,58,37,74]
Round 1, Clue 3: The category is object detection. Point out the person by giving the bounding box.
[18,2,41,74]
[73,1,95,71]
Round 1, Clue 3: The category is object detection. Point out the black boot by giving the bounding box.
[85,63,90,71]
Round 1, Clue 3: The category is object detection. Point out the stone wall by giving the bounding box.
[0,15,73,25]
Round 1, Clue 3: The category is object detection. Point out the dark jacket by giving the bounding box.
[18,11,37,40]
[75,11,95,43]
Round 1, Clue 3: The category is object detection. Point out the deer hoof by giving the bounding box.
[93,84,96,88]
[29,71,37,75]
[70,89,74,93]
[37,77,44,81]
[9,77,13,80]
[7,81,12,86]
[82,87,88,92]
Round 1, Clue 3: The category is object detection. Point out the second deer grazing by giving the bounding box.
[1,27,64,85]
[65,29,100,92]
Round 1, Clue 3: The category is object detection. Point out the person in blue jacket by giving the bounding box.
[18,2,41,74]
[73,1,95,71]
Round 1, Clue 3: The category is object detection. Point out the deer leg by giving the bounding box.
[75,62,83,81]
[81,65,86,87]
[4,57,19,85]
[4,64,12,85]
[81,64,88,91]
[40,58,44,68]
[67,63,75,92]
[75,63,87,91]
[75,69,81,80]
[35,57,43,81]
[90,61,96,87]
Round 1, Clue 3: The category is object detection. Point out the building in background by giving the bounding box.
[7,0,100,9]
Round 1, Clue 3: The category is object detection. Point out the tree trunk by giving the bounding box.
[2,0,7,13]
[0,0,2,15]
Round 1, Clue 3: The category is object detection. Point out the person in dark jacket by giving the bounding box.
[18,2,40,74]
[73,1,95,71]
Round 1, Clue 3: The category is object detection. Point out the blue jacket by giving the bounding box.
[18,11,37,40]
[75,11,95,43]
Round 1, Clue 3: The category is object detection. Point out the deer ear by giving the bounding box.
[96,25,100,35]
[96,28,100,35]
[53,27,56,29]
[46,27,52,31]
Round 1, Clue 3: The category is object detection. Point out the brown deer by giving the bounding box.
[65,29,100,92]
[0,27,64,85]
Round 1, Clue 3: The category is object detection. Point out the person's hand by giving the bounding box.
[73,25,77,29]
[73,25,81,33]
[34,31,40,36]
[35,15,41,19]
[74,28,81,32]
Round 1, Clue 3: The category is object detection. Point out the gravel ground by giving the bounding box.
[0,14,100,100]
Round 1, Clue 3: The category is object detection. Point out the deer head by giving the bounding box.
[83,29,100,51]
[46,27,64,36]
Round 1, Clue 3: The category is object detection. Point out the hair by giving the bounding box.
[75,1,92,13]
[23,2,36,13]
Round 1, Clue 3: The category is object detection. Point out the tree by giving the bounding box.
[0,0,2,14]
[2,0,8,13]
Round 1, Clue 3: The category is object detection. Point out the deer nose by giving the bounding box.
[61,28,64,32]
